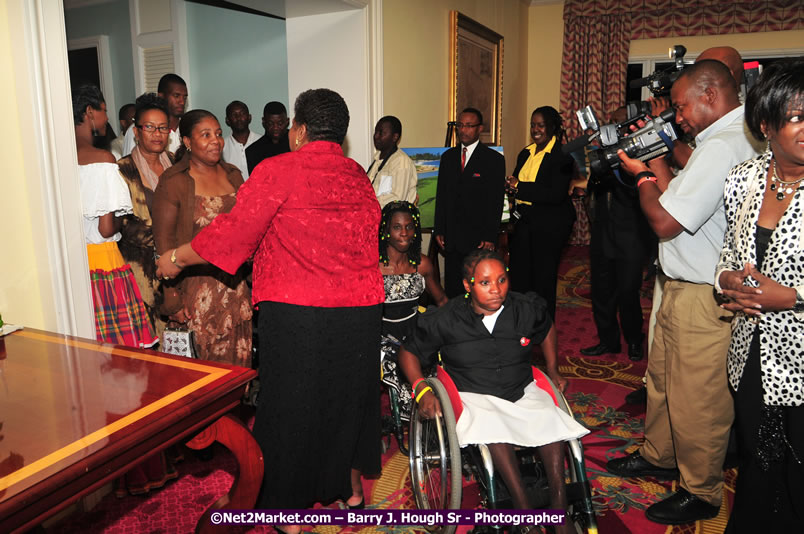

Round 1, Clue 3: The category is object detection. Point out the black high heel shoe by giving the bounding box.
[346,497,365,509]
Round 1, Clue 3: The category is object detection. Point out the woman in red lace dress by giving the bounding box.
[156,89,384,533]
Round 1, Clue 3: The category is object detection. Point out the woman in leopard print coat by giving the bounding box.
[715,57,804,533]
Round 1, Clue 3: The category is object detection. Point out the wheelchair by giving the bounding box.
[408,366,598,534]
[380,333,418,456]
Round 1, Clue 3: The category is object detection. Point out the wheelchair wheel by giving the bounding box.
[554,393,597,533]
[409,378,462,533]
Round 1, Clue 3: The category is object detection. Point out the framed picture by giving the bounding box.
[401,146,508,230]
[449,11,504,146]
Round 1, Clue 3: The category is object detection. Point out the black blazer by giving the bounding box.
[588,173,655,260]
[434,143,505,254]
[245,133,290,175]
[511,143,576,230]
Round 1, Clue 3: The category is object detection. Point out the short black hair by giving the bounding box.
[677,59,738,97]
[745,57,804,142]
[118,103,135,121]
[263,101,287,117]
[460,107,483,126]
[532,106,565,143]
[226,100,248,117]
[462,249,505,281]
[133,93,168,124]
[157,73,187,94]
[71,84,105,126]
[293,88,349,144]
[378,115,402,136]
[379,201,422,266]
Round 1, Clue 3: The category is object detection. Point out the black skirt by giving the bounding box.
[253,301,381,509]
[726,331,804,532]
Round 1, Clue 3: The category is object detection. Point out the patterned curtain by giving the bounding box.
[558,0,804,138]
[559,13,631,140]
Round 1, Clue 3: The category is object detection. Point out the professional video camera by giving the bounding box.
[630,45,688,96]
[563,106,678,182]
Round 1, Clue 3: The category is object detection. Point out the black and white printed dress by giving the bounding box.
[715,150,804,532]
[380,272,426,420]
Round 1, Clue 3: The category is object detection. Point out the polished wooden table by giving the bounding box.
[0,328,262,533]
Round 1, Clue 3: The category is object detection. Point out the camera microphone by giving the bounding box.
[629,76,652,89]
[562,132,596,155]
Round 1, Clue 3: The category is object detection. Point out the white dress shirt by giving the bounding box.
[223,131,262,180]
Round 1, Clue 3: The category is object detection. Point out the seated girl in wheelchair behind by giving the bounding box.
[399,249,588,534]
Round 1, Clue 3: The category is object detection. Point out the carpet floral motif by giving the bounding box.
[59,247,736,533]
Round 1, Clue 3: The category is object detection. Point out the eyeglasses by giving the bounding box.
[456,123,481,129]
[137,124,170,133]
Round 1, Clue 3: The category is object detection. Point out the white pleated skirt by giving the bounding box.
[455,382,589,448]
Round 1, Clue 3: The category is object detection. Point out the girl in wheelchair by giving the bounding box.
[349,201,448,508]
[399,249,588,534]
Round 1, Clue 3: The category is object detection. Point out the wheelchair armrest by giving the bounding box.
[531,367,559,406]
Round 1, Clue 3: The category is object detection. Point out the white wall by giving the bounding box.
[286,9,371,166]
[186,2,289,126]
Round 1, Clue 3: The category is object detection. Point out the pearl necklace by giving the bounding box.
[769,159,804,201]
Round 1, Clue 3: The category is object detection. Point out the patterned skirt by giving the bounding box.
[87,241,157,348]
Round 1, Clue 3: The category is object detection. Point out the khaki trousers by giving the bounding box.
[640,279,734,506]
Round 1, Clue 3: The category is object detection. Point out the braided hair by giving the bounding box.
[293,88,349,144]
[461,249,506,282]
[378,201,422,266]
[532,105,567,144]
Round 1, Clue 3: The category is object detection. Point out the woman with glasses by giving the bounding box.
[117,93,175,336]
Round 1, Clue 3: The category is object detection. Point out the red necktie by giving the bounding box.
[461,146,467,172]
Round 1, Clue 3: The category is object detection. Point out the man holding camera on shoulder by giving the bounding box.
[605,60,759,525]
[580,105,656,362]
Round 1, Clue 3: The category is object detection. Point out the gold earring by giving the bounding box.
[296,137,301,147]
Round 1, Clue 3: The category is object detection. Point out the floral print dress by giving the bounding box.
[182,193,252,366]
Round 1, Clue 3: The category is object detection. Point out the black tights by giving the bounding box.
[488,442,573,534]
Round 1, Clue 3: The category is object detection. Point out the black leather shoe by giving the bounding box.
[606,451,679,480]
[625,386,647,405]
[645,488,719,524]
[628,342,644,361]
[580,342,621,356]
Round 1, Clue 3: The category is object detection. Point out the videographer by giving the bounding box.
[652,46,746,171]
[605,60,760,525]
[580,106,656,361]
[627,46,753,406]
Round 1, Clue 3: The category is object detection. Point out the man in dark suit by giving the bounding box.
[580,108,656,361]
[434,107,506,298]
[245,101,290,175]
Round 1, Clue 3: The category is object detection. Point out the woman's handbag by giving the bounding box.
[162,325,196,358]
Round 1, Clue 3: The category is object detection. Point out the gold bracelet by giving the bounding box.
[415,386,433,404]
[170,248,183,268]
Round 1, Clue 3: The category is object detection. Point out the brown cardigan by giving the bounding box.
[151,154,244,314]
[152,154,244,253]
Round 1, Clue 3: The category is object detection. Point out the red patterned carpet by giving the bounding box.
[56,245,735,534]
